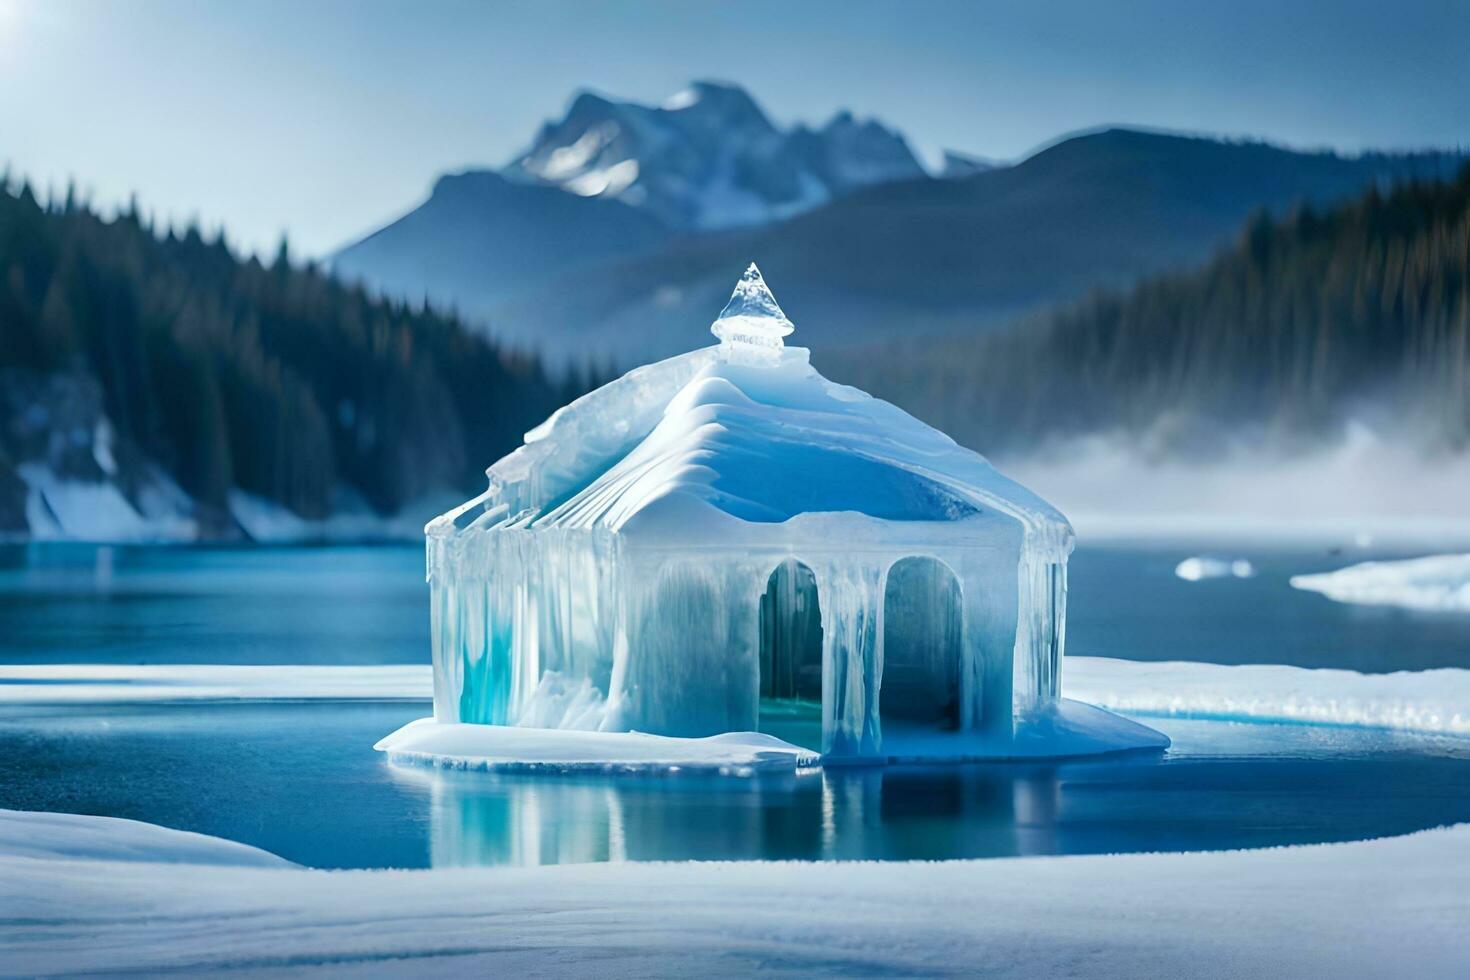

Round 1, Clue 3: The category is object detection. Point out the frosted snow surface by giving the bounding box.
[1066,657,1470,736]
[0,810,291,868]
[1291,553,1470,612]
[427,264,1080,756]
[6,809,1469,977]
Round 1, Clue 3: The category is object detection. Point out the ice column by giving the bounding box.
[819,561,885,757]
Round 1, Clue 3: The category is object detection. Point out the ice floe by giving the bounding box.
[1290,553,1470,613]
[375,719,818,774]
[1175,556,1255,581]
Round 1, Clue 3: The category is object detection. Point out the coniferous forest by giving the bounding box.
[5,165,1470,536]
[0,180,576,535]
[834,166,1470,459]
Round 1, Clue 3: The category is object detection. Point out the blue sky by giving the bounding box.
[2,0,1466,257]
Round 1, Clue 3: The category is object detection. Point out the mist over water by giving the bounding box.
[1000,425,1470,542]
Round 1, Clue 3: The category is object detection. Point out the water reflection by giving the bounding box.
[396,762,1086,867]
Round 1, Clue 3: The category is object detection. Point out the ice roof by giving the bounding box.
[437,267,1070,547]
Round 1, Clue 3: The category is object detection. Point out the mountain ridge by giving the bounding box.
[492,126,1467,364]
[333,84,1467,369]
[501,80,926,230]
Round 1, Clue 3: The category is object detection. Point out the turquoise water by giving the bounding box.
[2,541,1469,869]
[4,540,1465,671]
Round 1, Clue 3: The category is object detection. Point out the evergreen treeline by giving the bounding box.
[0,181,579,529]
[835,166,1470,457]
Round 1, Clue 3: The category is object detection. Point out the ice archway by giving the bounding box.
[882,556,965,734]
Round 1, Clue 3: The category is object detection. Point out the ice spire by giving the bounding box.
[711,263,793,362]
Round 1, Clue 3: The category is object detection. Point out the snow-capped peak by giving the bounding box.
[712,263,793,354]
[503,82,925,230]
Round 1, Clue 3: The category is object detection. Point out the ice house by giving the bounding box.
[426,264,1118,760]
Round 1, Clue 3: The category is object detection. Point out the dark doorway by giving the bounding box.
[881,557,964,731]
[758,559,824,748]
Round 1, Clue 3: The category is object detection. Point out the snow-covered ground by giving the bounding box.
[0,809,291,868]
[4,654,1470,975]
[1291,553,1470,613]
[7,463,453,544]
[1,807,1466,977]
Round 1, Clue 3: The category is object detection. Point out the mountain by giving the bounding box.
[828,164,1470,457]
[0,182,574,542]
[331,81,924,344]
[332,169,670,348]
[494,128,1467,366]
[939,150,999,178]
[503,81,926,231]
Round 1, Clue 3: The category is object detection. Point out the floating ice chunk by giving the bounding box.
[375,719,818,774]
[1290,553,1470,612]
[1175,556,1255,581]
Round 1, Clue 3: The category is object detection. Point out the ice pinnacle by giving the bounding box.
[711,263,794,352]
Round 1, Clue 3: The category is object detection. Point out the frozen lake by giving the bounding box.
[2,541,1469,869]
[4,540,1467,671]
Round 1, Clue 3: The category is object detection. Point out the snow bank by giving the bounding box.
[1175,556,1254,581]
[0,810,291,867]
[5,659,1468,741]
[229,489,452,544]
[1290,553,1470,612]
[5,465,450,544]
[2,808,1467,977]
[18,463,197,543]
[376,719,818,774]
[0,664,430,704]
[1067,657,1470,737]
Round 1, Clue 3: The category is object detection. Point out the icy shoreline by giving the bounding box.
[2,807,1466,977]
[5,658,1468,739]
